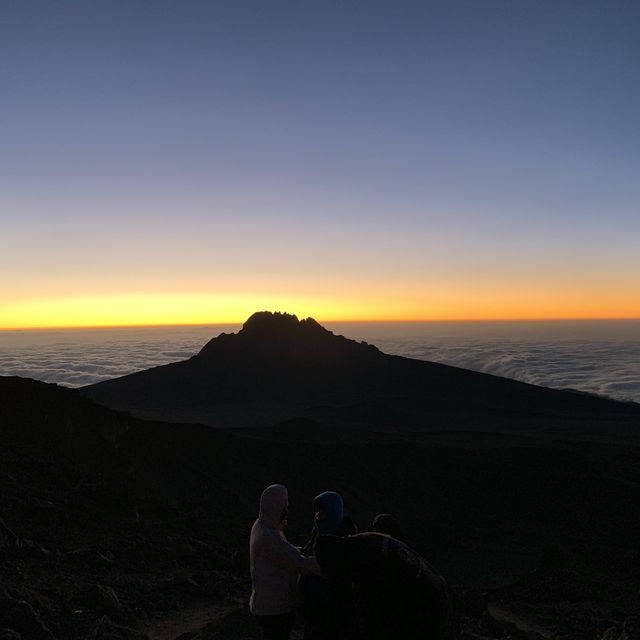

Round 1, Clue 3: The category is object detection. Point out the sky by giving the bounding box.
[1,0,639,328]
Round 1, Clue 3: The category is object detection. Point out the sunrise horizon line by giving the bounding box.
[3,315,640,332]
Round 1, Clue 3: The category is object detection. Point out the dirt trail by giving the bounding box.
[143,603,233,640]
[487,604,558,639]
[142,602,307,640]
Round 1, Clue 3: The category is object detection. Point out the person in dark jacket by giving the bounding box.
[306,492,357,549]
[314,532,459,640]
[300,492,356,640]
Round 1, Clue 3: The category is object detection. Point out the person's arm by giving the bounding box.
[300,527,317,556]
[265,530,321,574]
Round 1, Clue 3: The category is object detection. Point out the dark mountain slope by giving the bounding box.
[82,311,640,431]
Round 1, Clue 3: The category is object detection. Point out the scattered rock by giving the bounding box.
[86,616,148,640]
[29,498,63,525]
[186,607,259,640]
[0,517,49,558]
[460,632,498,640]
[229,549,248,572]
[0,598,57,640]
[19,539,51,559]
[172,576,203,596]
[79,585,129,625]
[602,616,640,640]
[153,594,179,613]
[463,590,488,618]
[486,603,554,639]
[66,548,115,570]
[0,518,19,545]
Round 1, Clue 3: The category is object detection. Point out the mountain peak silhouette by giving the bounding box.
[240,311,325,338]
[196,310,380,363]
[82,310,639,429]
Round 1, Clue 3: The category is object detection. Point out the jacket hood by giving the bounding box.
[313,491,344,535]
[258,484,289,529]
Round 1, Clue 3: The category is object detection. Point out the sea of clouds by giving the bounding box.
[0,325,228,388]
[1,321,639,404]
[341,320,640,404]
[366,336,640,404]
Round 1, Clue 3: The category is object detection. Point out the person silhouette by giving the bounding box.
[315,532,459,640]
[300,491,357,640]
[250,484,321,640]
[370,513,406,542]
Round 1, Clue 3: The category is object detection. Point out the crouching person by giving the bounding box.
[315,532,459,640]
[250,484,321,640]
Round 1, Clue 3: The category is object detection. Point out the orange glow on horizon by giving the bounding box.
[1,288,640,330]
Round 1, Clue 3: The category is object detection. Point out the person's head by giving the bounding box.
[314,534,352,579]
[313,491,344,535]
[371,513,405,542]
[258,484,289,530]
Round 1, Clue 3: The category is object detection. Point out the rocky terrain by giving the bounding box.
[2,314,640,639]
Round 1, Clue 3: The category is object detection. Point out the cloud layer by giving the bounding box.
[0,326,224,388]
[0,324,639,405]
[370,336,640,404]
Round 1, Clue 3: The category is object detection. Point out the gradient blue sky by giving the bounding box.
[2,1,639,326]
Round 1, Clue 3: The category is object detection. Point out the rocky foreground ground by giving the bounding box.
[2,367,640,639]
[1,495,639,640]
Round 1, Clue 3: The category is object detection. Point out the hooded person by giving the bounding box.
[250,484,321,640]
[300,491,356,640]
[315,533,459,640]
[308,491,357,548]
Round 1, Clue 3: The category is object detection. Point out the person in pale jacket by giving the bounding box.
[250,484,321,640]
